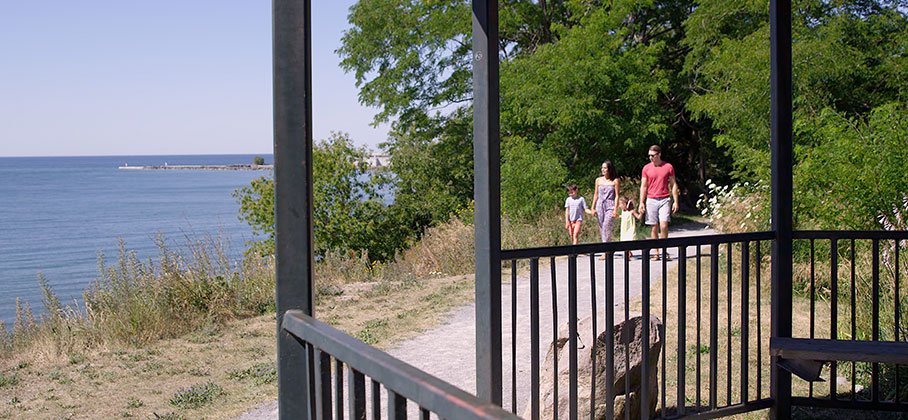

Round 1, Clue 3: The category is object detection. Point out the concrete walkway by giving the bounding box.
[234,224,714,419]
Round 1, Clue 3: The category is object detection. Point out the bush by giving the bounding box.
[696,180,769,233]
[169,382,225,409]
[501,137,567,221]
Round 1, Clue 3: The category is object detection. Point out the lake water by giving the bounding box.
[0,155,270,325]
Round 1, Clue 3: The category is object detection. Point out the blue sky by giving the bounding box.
[0,1,389,157]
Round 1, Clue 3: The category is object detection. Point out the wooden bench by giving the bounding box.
[771,338,908,382]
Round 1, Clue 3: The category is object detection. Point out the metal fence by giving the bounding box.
[784,230,908,412]
[499,232,775,419]
[282,310,522,420]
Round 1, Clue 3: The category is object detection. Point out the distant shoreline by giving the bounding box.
[118,164,273,171]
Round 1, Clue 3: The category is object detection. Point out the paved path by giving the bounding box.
[235,224,714,419]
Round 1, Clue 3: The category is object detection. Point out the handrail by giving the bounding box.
[501,230,774,259]
[793,230,908,240]
[281,310,522,420]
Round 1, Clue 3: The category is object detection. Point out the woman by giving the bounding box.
[591,160,620,256]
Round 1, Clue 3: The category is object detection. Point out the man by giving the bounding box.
[638,145,679,260]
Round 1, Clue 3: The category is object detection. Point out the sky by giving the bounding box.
[0,1,390,157]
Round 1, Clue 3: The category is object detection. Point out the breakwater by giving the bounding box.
[118,164,273,171]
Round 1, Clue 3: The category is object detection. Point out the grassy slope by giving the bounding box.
[0,274,475,420]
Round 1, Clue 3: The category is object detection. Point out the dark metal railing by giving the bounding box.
[785,230,908,412]
[500,231,775,419]
[281,310,522,420]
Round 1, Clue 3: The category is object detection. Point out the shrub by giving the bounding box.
[252,156,265,166]
[0,372,18,388]
[169,382,225,409]
[227,362,276,385]
[697,180,769,233]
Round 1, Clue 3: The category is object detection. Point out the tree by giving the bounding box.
[234,132,403,260]
[252,156,265,166]
[500,136,567,220]
[381,109,474,235]
[685,0,908,228]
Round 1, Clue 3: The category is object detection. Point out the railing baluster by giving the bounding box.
[830,239,838,401]
[511,260,518,414]
[371,379,381,420]
[851,239,856,400]
[336,359,345,418]
[678,245,687,416]
[810,238,815,398]
[756,242,762,401]
[569,254,579,420]
[530,258,540,420]
[742,241,750,404]
[641,247,651,420]
[419,407,430,420]
[605,254,615,420]
[710,243,719,410]
[551,256,559,417]
[872,238,880,403]
[348,367,366,420]
[661,246,668,415]
[315,349,331,420]
[625,250,631,420]
[697,245,703,411]
[387,389,406,420]
[896,240,901,404]
[590,253,598,420]
[726,242,733,406]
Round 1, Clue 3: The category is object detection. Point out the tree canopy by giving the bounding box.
[235,0,908,262]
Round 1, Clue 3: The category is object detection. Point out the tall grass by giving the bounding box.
[0,234,274,360]
[0,207,701,361]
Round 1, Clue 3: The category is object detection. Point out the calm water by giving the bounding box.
[0,155,270,324]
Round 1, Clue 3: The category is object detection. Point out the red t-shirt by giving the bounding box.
[642,162,675,199]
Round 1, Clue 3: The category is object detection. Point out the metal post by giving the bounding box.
[769,0,793,418]
[472,0,503,406]
[273,0,314,418]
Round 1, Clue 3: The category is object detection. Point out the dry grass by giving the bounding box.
[0,273,475,419]
[0,218,482,419]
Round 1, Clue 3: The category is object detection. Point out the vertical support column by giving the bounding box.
[472,0,502,406]
[273,0,314,419]
[769,0,793,418]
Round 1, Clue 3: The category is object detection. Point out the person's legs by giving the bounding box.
[646,198,661,259]
[658,198,672,259]
[570,221,582,245]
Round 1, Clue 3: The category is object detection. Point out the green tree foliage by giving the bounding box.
[233,175,275,256]
[234,133,405,260]
[686,0,908,228]
[501,3,671,181]
[335,0,907,236]
[338,0,473,129]
[383,110,475,233]
[500,136,567,220]
[341,0,731,212]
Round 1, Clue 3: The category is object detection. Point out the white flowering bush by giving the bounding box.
[697,179,770,233]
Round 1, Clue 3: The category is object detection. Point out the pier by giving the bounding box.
[118,164,273,171]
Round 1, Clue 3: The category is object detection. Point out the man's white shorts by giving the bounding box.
[645,197,671,226]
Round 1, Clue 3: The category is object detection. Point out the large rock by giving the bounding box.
[526,314,663,420]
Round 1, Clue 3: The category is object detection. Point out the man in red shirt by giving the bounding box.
[638,145,679,260]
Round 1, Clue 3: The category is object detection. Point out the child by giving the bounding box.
[564,184,590,245]
[619,197,643,258]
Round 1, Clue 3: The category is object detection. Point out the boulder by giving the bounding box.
[526,314,663,420]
